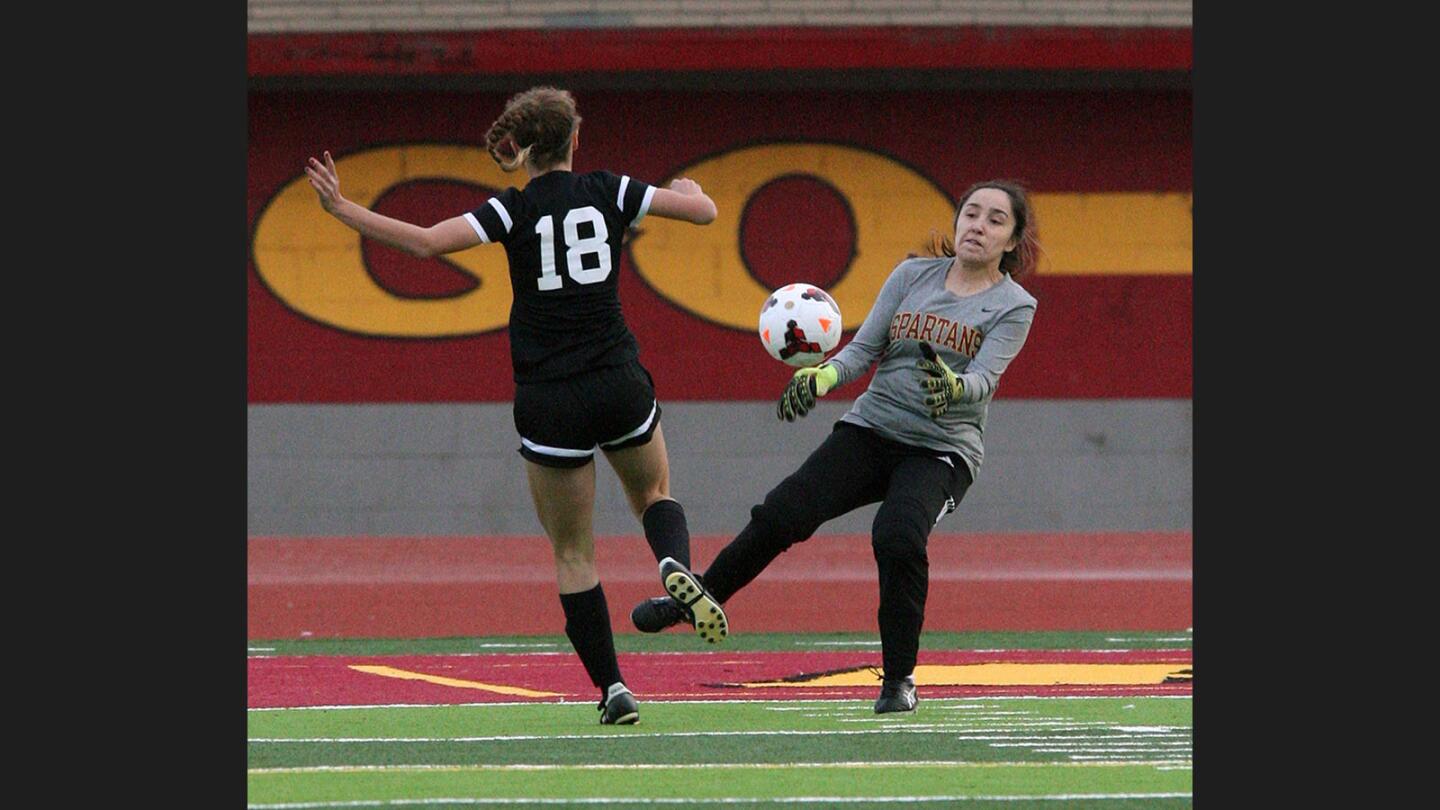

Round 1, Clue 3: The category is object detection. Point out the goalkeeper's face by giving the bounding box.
[953,187,1020,266]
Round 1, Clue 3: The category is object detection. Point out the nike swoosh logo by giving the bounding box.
[980,306,1001,312]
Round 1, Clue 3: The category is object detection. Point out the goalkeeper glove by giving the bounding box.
[777,363,839,422]
[917,342,963,418]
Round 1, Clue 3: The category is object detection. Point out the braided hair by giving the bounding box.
[484,86,582,173]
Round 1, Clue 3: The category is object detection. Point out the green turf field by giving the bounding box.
[248,631,1192,807]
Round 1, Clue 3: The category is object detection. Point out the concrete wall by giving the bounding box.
[248,1,1193,33]
[248,399,1190,536]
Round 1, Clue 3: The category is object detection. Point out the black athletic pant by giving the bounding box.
[701,421,973,680]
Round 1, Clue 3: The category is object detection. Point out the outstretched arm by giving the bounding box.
[306,150,483,257]
[825,261,913,385]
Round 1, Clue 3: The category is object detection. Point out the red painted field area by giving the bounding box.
[247,648,1192,709]
[248,533,1191,639]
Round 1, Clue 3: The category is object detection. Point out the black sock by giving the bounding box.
[559,584,622,691]
[642,498,691,568]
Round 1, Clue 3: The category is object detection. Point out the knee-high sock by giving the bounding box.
[559,584,622,691]
[642,499,690,568]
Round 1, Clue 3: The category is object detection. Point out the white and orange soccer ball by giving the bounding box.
[758,283,843,368]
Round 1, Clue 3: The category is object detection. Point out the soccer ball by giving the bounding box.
[758,283,843,367]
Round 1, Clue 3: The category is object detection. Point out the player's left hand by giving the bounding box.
[668,177,703,195]
[917,342,963,418]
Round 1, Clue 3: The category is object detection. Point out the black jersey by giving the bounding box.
[463,170,656,383]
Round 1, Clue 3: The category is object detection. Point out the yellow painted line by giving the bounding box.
[348,665,561,697]
[743,663,1192,688]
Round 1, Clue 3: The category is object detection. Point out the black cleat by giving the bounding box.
[598,682,639,725]
[658,557,729,644]
[631,596,688,633]
[873,675,917,714]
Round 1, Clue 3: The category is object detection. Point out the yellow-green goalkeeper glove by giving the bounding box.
[777,364,839,422]
[917,342,963,418]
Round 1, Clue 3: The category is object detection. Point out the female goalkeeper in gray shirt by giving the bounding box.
[632,180,1040,714]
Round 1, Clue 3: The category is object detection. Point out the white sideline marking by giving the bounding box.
[1035,748,1190,753]
[1065,749,1186,755]
[247,720,1186,743]
[248,647,276,652]
[798,641,883,646]
[1105,638,1192,643]
[991,742,1191,748]
[249,760,1182,775]
[956,734,1189,741]
[246,792,1193,807]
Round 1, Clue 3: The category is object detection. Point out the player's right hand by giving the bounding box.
[777,364,838,422]
[304,150,345,212]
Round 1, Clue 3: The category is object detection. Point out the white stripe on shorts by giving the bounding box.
[598,400,658,448]
[520,437,595,459]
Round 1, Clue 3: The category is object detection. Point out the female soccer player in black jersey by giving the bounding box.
[633,181,1040,715]
[305,86,718,725]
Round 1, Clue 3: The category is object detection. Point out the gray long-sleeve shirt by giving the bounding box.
[827,256,1038,482]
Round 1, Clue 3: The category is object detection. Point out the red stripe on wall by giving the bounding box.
[248,27,1192,77]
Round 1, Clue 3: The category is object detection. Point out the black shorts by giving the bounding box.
[513,360,663,468]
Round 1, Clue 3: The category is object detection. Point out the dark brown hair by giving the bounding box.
[925,179,1040,279]
[484,86,582,173]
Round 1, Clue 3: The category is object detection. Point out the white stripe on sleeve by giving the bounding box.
[462,212,491,243]
[487,197,514,233]
[617,175,631,212]
[632,185,657,226]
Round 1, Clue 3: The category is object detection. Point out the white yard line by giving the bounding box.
[953,734,1190,741]
[249,722,1193,744]
[249,760,1188,774]
[246,792,1193,808]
